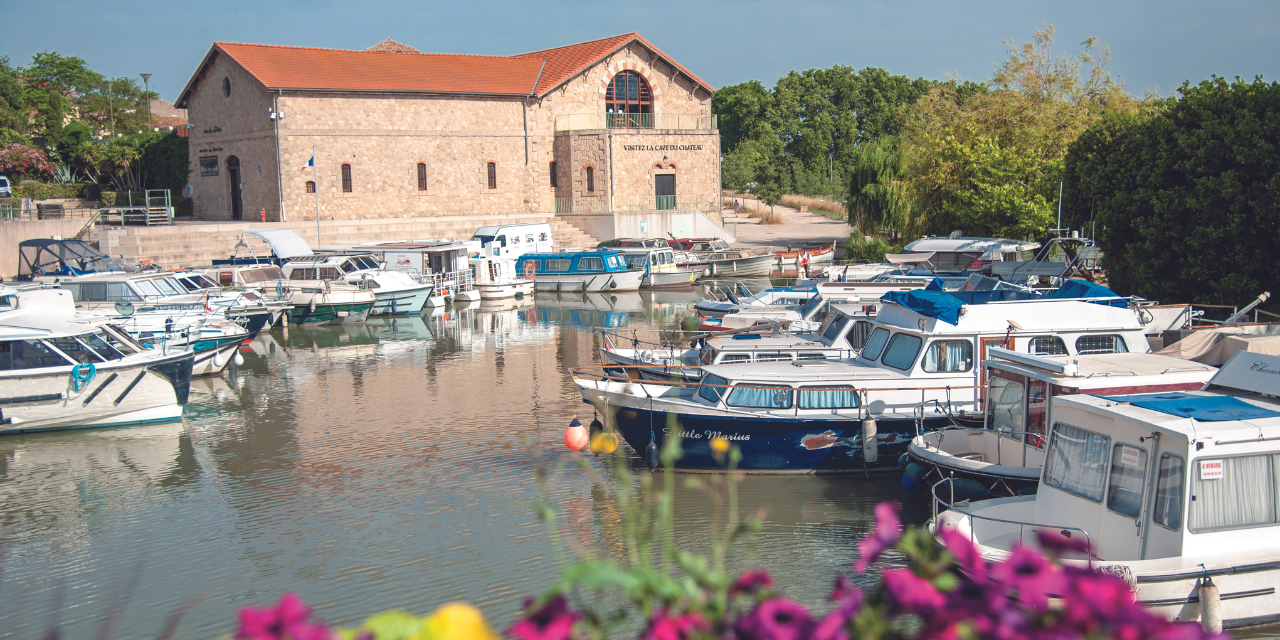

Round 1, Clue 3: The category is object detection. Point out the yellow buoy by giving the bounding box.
[590,431,619,455]
[417,602,501,640]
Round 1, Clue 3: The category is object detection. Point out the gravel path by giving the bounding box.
[721,197,852,253]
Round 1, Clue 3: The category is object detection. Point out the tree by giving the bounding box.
[711,80,776,154]
[1062,77,1280,308]
[720,139,769,193]
[21,52,100,146]
[846,138,911,237]
[0,56,25,142]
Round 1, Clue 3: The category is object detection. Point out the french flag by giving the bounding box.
[300,155,314,172]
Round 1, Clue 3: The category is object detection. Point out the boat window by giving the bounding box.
[363,258,382,270]
[109,283,141,301]
[218,271,234,286]
[718,353,750,364]
[797,352,827,360]
[1106,443,1149,518]
[578,257,604,271]
[755,353,793,362]
[1031,336,1068,355]
[157,279,187,295]
[544,259,570,272]
[260,267,285,281]
[798,295,825,320]
[881,333,923,370]
[799,386,860,410]
[626,255,647,269]
[821,316,850,342]
[861,328,890,360]
[100,327,139,355]
[365,280,380,290]
[727,385,792,409]
[340,260,358,274]
[74,282,107,301]
[45,336,105,363]
[845,321,873,350]
[986,376,1025,437]
[1075,334,1129,355]
[177,277,200,292]
[1043,422,1111,502]
[0,340,73,370]
[922,340,973,373]
[1189,454,1277,532]
[80,331,125,361]
[699,374,729,403]
[318,268,341,280]
[290,268,316,280]
[1153,454,1185,531]
[134,280,164,297]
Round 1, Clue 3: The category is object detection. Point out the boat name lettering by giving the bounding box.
[622,144,704,152]
[1249,360,1280,376]
[662,427,749,441]
[149,304,206,311]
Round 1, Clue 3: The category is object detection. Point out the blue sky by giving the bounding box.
[2,0,1277,102]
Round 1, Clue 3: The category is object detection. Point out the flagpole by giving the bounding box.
[312,146,321,249]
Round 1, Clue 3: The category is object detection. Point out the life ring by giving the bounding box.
[524,261,536,279]
[72,362,96,392]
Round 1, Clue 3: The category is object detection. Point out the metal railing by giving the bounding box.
[554,113,718,131]
[0,205,104,220]
[931,475,1094,567]
[925,425,1045,468]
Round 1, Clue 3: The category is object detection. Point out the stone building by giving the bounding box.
[175,33,723,238]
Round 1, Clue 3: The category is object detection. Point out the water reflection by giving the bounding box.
[0,293,921,640]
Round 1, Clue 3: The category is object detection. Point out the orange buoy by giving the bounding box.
[564,417,588,451]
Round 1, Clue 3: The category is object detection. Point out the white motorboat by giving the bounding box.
[282,254,434,316]
[930,351,1280,630]
[669,238,776,277]
[612,246,699,288]
[468,254,534,300]
[514,250,644,292]
[0,287,193,434]
[908,348,1217,496]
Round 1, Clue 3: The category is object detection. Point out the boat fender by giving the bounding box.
[71,362,96,392]
[862,418,878,463]
[949,478,990,502]
[1200,574,1222,634]
[609,279,618,289]
[898,453,911,470]
[904,462,927,484]
[646,441,659,469]
[213,352,227,369]
[589,417,604,441]
[233,352,245,367]
[901,473,921,494]
[563,417,588,451]
[309,299,317,314]
[590,431,618,456]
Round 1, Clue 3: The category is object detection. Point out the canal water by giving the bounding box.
[0,288,931,639]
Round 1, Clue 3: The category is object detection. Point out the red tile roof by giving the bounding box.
[177,34,711,107]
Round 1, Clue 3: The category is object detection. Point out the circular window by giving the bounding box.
[223,77,231,98]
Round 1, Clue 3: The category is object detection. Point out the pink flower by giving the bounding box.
[882,569,945,614]
[235,592,331,640]
[642,610,709,640]
[854,501,901,572]
[507,595,581,640]
[989,545,1065,610]
[828,574,856,602]
[813,588,862,640]
[730,569,775,596]
[1036,528,1091,557]
[734,598,814,640]
[939,527,986,583]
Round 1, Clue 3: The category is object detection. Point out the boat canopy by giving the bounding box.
[17,239,131,280]
[881,289,964,325]
[242,229,314,259]
[1100,391,1280,422]
[1154,327,1280,365]
[886,252,935,264]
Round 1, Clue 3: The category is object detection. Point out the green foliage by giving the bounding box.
[0,56,25,141]
[720,139,770,193]
[19,51,156,147]
[844,234,903,262]
[11,183,92,200]
[1062,76,1280,308]
[846,138,911,234]
[712,80,776,154]
[139,131,189,194]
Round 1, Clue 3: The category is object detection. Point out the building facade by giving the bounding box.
[176,34,720,226]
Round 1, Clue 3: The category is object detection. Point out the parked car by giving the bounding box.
[0,175,11,197]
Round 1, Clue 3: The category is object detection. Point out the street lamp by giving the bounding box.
[139,73,152,129]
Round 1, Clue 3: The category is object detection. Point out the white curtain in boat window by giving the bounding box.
[881,333,923,370]
[922,340,973,373]
[1153,454,1185,530]
[727,386,792,409]
[1189,454,1276,531]
[1106,443,1149,518]
[799,387,860,410]
[699,375,729,403]
[861,328,889,360]
[986,377,1024,436]
[1043,422,1111,502]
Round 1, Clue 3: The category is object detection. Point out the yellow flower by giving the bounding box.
[416,603,500,640]
[710,437,730,453]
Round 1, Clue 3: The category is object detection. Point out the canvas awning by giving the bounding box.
[885,252,935,264]
[991,261,1068,277]
[1156,328,1280,366]
[242,229,314,259]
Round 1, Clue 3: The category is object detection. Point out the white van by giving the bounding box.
[0,175,11,198]
[471,223,553,259]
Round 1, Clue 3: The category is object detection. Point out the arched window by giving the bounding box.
[416,163,427,191]
[341,164,352,192]
[487,162,497,189]
[585,166,595,193]
[305,181,315,193]
[605,71,652,128]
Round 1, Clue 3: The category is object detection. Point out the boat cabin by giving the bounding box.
[614,246,680,272]
[283,254,382,282]
[203,264,287,288]
[515,250,635,275]
[669,238,730,253]
[899,236,1040,273]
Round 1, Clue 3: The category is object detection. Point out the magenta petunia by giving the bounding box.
[882,568,945,614]
[734,598,815,640]
[730,569,776,596]
[507,594,581,640]
[990,545,1066,610]
[939,526,987,583]
[235,592,330,640]
[642,610,710,640]
[828,573,856,602]
[1036,528,1091,557]
[854,501,902,572]
[812,588,862,640]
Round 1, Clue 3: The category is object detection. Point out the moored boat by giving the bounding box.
[515,250,644,292]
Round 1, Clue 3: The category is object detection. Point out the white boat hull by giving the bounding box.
[642,270,698,288]
[370,282,434,315]
[477,280,534,300]
[532,270,644,292]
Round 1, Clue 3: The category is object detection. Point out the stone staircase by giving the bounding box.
[100,214,552,270]
[549,218,601,250]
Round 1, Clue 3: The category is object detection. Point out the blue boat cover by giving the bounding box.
[881,289,964,325]
[1100,392,1280,422]
[924,278,946,292]
[1045,280,1129,308]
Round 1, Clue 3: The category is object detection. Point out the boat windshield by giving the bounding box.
[821,316,849,342]
[0,340,73,370]
[799,295,826,320]
[698,374,729,404]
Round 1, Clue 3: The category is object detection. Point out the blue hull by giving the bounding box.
[232,311,272,339]
[608,405,958,473]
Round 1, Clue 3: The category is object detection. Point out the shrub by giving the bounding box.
[100,191,116,206]
[844,234,902,262]
[0,144,55,182]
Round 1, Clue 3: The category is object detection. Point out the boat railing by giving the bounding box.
[925,425,1046,467]
[570,363,981,398]
[931,475,1094,567]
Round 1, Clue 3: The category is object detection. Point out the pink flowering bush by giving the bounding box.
[0,144,55,181]
[233,430,1226,640]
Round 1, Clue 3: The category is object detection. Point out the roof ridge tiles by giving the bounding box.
[511,32,638,58]
[213,41,522,59]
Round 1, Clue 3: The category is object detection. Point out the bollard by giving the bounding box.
[862,418,878,463]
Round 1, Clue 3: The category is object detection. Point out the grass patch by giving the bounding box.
[780,194,846,221]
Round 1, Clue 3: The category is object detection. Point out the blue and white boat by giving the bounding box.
[572,280,1150,473]
[515,250,644,292]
